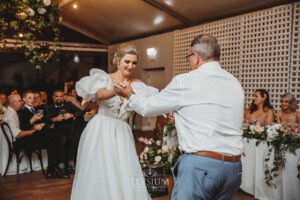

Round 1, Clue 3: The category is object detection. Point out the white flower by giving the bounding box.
[26,8,35,16]
[267,126,279,141]
[162,145,169,152]
[43,0,51,6]
[156,140,162,145]
[249,125,255,133]
[273,123,282,130]
[168,154,174,163]
[143,147,149,153]
[38,8,47,15]
[139,153,144,160]
[157,149,162,154]
[154,156,162,162]
[138,137,144,142]
[148,140,152,145]
[254,124,263,133]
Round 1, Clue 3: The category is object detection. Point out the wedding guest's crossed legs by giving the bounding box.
[171,154,242,200]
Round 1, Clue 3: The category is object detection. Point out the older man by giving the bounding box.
[115,34,244,199]
[3,93,69,179]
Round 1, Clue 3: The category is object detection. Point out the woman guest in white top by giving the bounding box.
[244,89,274,126]
[71,43,156,200]
[276,93,300,134]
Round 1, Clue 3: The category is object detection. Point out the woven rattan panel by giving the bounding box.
[174,3,298,111]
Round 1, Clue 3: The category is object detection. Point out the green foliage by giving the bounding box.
[0,0,61,69]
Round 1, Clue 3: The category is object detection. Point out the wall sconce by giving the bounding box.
[147,47,157,60]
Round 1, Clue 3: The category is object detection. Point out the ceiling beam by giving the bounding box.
[143,0,194,26]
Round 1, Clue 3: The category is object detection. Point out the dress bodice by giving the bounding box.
[76,69,158,122]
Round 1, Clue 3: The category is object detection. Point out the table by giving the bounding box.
[0,129,48,176]
[241,138,300,200]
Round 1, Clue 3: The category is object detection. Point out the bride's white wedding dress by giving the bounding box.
[71,69,156,200]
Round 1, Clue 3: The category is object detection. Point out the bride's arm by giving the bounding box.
[96,88,115,101]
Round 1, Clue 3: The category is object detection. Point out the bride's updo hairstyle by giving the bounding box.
[112,43,139,68]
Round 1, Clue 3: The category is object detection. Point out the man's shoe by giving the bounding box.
[46,170,60,179]
[54,167,70,179]
[68,165,75,175]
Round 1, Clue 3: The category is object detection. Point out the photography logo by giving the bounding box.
[144,167,157,177]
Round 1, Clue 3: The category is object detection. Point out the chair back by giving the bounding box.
[0,122,14,151]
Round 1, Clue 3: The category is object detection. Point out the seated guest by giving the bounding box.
[3,93,69,179]
[65,85,89,111]
[46,90,83,167]
[40,90,48,105]
[276,93,300,133]
[244,89,274,126]
[33,91,44,107]
[34,91,48,112]
[0,92,8,109]
[0,93,8,121]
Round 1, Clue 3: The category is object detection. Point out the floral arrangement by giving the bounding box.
[0,0,61,69]
[243,123,300,186]
[138,137,181,173]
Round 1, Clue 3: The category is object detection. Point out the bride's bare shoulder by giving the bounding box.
[131,78,142,83]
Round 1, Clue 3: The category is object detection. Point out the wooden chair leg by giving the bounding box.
[28,152,33,172]
[16,153,20,182]
[3,152,13,177]
[38,150,45,175]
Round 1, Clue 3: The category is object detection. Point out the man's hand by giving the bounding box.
[30,114,43,124]
[63,113,74,120]
[113,82,133,98]
[34,123,45,131]
[53,115,64,122]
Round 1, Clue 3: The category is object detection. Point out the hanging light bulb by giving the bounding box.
[19,32,23,38]
[73,2,78,9]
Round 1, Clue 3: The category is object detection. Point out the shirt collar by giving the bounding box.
[24,104,34,111]
[196,61,221,71]
[55,104,64,108]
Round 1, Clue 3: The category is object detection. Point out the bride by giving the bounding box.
[71,43,156,200]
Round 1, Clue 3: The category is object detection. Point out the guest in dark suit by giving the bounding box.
[46,90,83,172]
[4,92,69,179]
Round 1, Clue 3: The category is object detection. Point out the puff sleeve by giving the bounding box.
[76,69,110,101]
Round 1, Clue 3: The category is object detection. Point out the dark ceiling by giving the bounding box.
[54,0,300,44]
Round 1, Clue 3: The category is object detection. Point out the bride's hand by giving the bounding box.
[113,83,132,97]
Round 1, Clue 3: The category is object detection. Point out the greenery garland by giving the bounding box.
[243,123,300,186]
[0,0,61,69]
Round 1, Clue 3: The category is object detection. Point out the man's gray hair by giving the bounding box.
[191,34,221,61]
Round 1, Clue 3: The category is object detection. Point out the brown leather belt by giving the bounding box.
[192,151,241,162]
